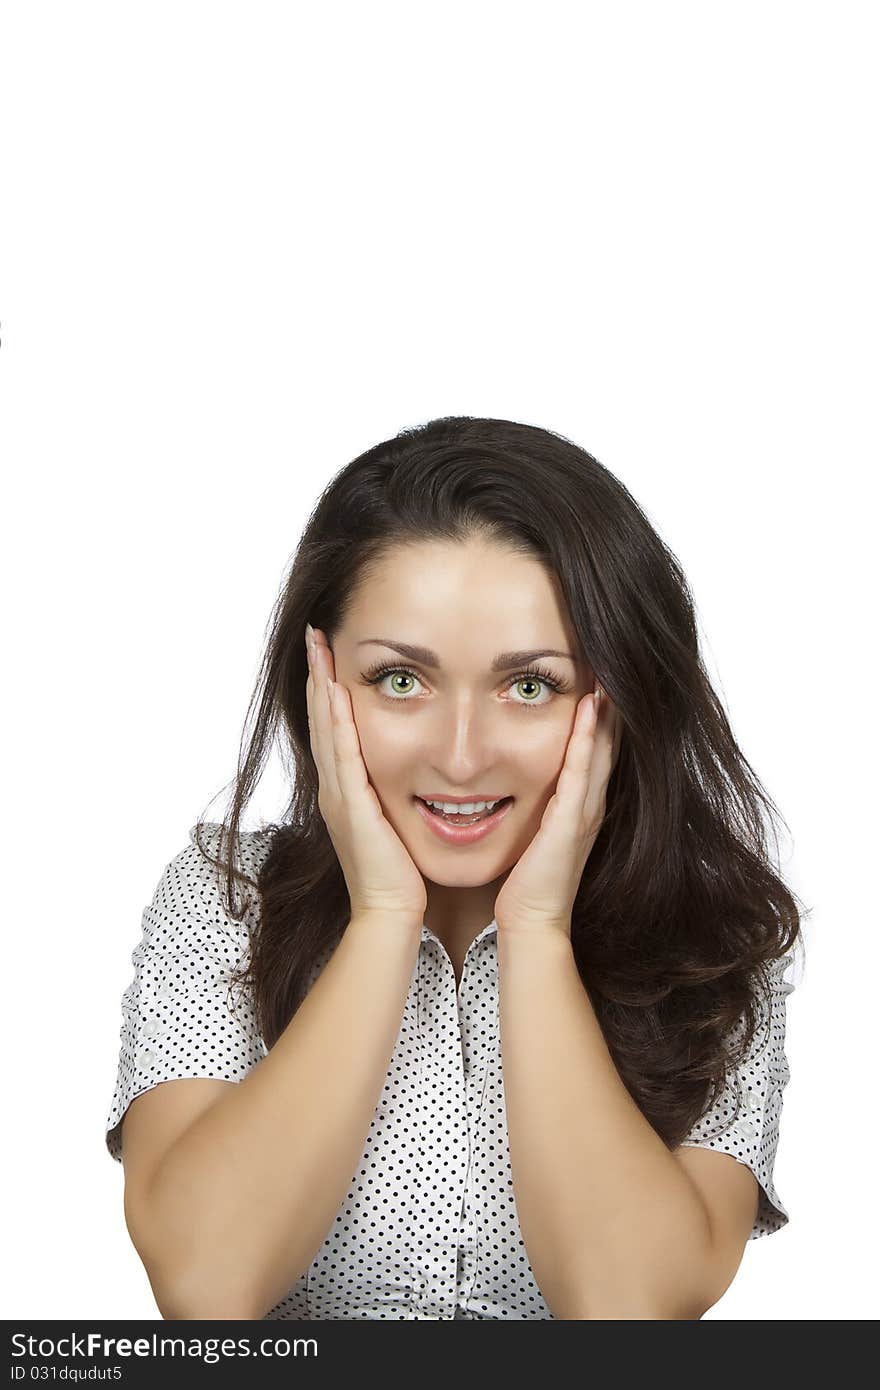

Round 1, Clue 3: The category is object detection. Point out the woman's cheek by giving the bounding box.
[518,719,573,777]
[352,704,411,780]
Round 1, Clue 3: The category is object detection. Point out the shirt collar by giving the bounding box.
[420,918,498,947]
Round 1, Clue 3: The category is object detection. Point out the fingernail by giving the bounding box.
[594,687,603,711]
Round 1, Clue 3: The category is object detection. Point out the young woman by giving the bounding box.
[105,416,804,1320]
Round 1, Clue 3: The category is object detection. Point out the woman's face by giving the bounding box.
[329,536,595,896]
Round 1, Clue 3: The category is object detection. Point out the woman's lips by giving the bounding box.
[412,795,514,845]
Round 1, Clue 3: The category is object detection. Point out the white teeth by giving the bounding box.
[424,798,500,815]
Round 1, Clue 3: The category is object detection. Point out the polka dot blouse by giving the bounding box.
[105,824,794,1320]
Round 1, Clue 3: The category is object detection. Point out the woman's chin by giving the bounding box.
[412,846,519,890]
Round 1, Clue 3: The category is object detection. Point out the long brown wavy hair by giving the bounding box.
[193,415,808,1148]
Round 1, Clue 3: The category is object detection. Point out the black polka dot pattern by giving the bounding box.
[106,824,794,1319]
[677,952,794,1241]
[104,826,273,1169]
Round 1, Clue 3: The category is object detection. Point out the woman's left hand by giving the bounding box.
[493,687,622,940]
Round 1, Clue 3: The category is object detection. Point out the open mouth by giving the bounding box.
[411,795,516,845]
[413,796,514,826]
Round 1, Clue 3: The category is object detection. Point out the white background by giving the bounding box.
[1,0,876,1321]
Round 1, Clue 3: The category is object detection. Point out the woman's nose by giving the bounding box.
[421,705,509,765]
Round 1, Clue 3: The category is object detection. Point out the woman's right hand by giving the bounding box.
[305,624,428,929]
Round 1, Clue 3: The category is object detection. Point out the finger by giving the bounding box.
[561,686,611,822]
[590,693,621,806]
[554,691,600,811]
[592,688,619,780]
[305,627,341,801]
[610,705,622,774]
[326,675,374,807]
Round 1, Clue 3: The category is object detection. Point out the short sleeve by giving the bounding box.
[677,952,796,1240]
[104,823,274,1163]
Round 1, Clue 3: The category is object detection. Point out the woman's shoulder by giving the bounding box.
[139,823,275,942]
[185,821,276,878]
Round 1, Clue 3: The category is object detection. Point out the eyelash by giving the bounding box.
[361,661,571,709]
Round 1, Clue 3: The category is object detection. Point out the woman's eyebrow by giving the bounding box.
[357,638,578,670]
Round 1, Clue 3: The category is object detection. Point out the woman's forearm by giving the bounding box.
[497,926,715,1320]
[137,913,422,1319]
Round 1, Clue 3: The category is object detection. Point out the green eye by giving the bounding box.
[513,678,543,701]
[387,672,416,694]
[362,662,570,709]
[363,667,421,697]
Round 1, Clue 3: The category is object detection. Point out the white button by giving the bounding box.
[737,1119,757,1139]
[747,1090,762,1113]
[136,1048,154,1069]
[157,981,173,999]
[142,1020,161,1038]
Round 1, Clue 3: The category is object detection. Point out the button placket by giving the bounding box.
[433,941,471,1318]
